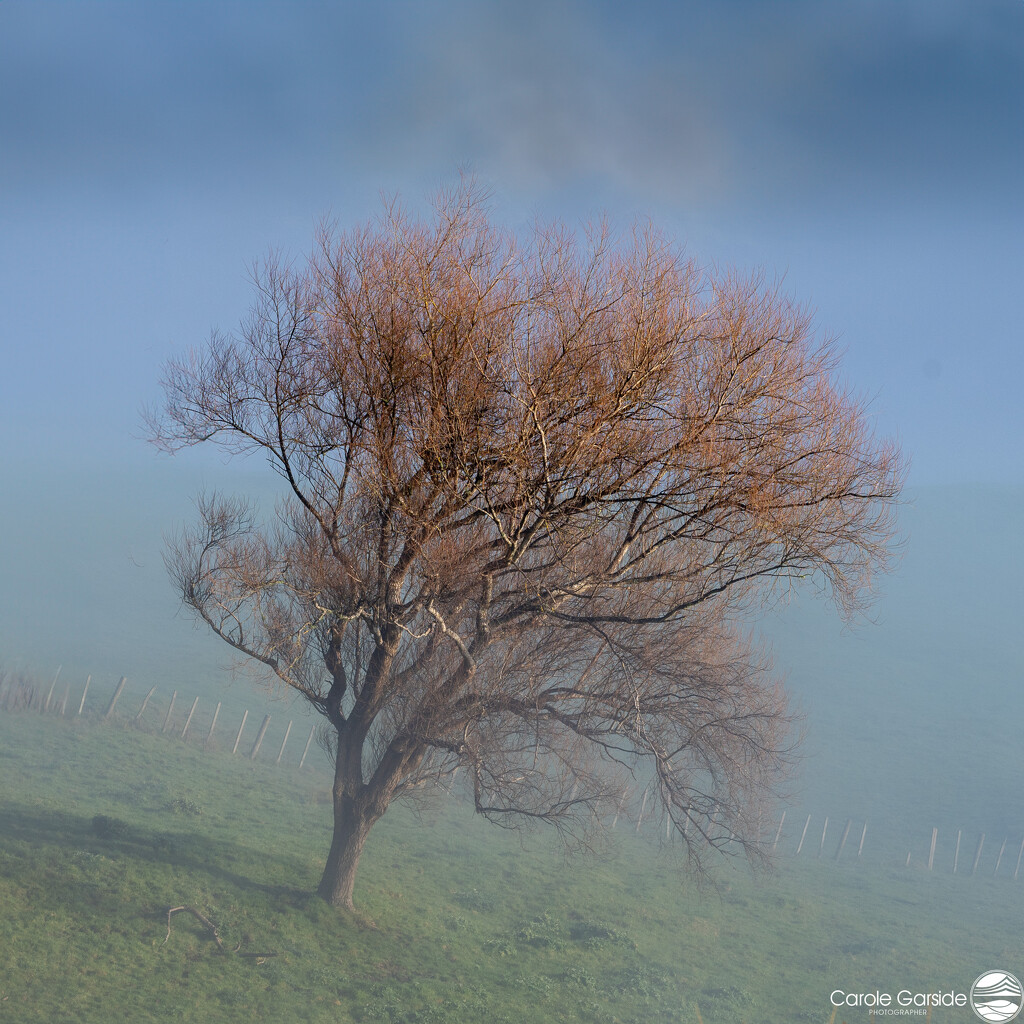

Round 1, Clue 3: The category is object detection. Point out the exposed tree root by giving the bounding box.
[163,906,278,959]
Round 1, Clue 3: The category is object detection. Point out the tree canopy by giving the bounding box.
[152,184,902,908]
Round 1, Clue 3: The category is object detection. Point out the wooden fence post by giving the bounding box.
[971,833,985,876]
[611,791,626,830]
[180,695,200,739]
[928,828,938,871]
[1014,838,1024,881]
[104,677,127,720]
[276,720,293,765]
[78,676,91,716]
[134,686,157,724]
[796,814,811,856]
[954,829,961,874]
[818,817,829,858]
[250,714,271,760]
[162,690,177,733]
[772,811,786,852]
[994,837,1007,877]
[206,702,221,745]
[835,819,853,862]
[636,789,649,832]
[232,710,249,755]
[858,821,868,858]
[42,666,62,714]
[58,681,70,716]
[298,723,315,768]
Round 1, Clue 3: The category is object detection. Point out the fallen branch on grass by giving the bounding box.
[163,906,278,959]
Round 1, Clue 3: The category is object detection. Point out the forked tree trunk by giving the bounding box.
[315,706,410,909]
[317,796,373,909]
[316,738,392,909]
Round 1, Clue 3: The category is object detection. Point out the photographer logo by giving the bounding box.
[971,971,1023,1022]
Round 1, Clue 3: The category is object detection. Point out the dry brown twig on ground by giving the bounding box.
[163,905,278,959]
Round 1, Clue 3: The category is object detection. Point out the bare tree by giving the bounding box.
[151,183,902,909]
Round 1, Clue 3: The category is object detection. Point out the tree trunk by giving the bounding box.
[315,713,409,909]
[317,793,373,909]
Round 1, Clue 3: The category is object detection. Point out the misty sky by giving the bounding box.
[1,0,1024,887]
[2,0,1021,488]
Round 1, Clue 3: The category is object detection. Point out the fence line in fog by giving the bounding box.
[766,808,1024,881]
[0,668,318,772]
[4,668,1024,881]
[604,776,1023,882]
[600,782,1023,882]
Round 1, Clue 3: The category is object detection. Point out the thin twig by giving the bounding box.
[163,905,278,959]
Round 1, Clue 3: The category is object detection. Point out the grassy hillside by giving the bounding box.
[2,704,1023,1024]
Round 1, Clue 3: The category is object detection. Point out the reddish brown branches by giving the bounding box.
[152,181,903,906]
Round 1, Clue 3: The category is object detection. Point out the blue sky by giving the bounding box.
[2,0,1022,485]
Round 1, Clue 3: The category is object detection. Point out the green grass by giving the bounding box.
[1,707,1022,1023]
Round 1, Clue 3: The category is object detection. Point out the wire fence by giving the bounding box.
[0,665,319,771]
[3,665,1022,882]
